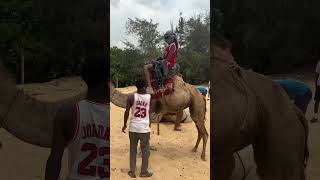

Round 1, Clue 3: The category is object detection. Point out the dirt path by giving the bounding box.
[0,86,210,180]
[2,77,319,180]
[0,129,69,179]
[110,86,210,179]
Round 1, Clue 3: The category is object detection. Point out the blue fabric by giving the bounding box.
[196,86,208,95]
[275,80,310,98]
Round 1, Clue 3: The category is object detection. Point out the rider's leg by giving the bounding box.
[143,64,154,94]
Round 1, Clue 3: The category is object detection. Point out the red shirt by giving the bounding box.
[163,43,177,70]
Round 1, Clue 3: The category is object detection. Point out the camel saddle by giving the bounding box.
[150,76,174,99]
[150,60,180,99]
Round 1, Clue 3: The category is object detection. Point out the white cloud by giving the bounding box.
[110,0,210,48]
[110,0,120,8]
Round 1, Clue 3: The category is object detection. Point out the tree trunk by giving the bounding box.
[116,78,118,88]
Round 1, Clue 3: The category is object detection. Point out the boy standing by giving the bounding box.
[122,79,153,178]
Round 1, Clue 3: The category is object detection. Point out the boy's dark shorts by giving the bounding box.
[315,86,320,101]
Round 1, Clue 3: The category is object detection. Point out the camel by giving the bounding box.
[110,75,209,160]
[160,109,192,123]
[0,64,86,148]
[212,34,309,180]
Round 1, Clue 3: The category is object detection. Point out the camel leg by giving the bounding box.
[188,88,207,160]
[198,122,208,161]
[192,124,201,152]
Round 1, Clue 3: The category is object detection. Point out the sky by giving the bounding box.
[110,0,210,48]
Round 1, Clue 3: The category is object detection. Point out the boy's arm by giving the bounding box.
[123,95,133,132]
[45,104,76,180]
[45,108,68,180]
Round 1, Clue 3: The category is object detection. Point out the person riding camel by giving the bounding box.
[143,30,179,94]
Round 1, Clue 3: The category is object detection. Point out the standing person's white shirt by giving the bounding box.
[129,93,151,133]
[67,100,110,180]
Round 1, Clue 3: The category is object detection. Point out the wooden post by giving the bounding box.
[116,78,118,88]
[157,122,160,135]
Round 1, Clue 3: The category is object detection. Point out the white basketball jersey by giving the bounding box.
[66,100,110,180]
[129,93,151,133]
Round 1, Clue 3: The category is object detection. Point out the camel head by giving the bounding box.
[110,82,136,108]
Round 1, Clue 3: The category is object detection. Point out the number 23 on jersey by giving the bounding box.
[134,107,146,118]
[78,143,110,178]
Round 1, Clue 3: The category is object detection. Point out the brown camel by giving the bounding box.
[0,64,86,148]
[212,34,308,180]
[111,75,209,160]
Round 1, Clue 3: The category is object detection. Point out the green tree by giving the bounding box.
[175,12,186,48]
[111,12,210,86]
[0,0,107,82]
[178,12,210,84]
[214,0,319,73]
[126,18,162,59]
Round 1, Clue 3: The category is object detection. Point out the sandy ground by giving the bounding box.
[110,86,210,180]
[0,85,210,180]
[0,129,69,180]
[1,77,320,179]
[304,81,320,179]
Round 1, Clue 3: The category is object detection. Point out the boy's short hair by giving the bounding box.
[81,55,109,88]
[135,79,145,90]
